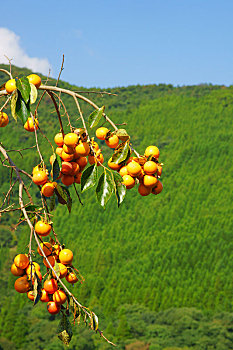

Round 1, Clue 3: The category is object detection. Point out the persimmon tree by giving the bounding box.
[0,62,163,346]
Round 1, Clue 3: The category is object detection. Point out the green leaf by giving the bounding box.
[16,91,30,124]
[112,140,130,164]
[81,164,98,192]
[55,185,72,213]
[61,186,72,213]
[116,128,130,141]
[51,153,62,180]
[88,106,105,129]
[29,83,38,104]
[10,90,18,122]
[54,184,68,205]
[57,314,73,346]
[112,171,126,207]
[33,271,42,306]
[16,76,31,104]
[96,171,114,208]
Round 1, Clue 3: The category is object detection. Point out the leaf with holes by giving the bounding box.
[57,313,73,345]
[116,128,130,141]
[88,106,105,129]
[112,140,130,164]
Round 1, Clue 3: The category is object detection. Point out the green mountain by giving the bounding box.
[0,65,232,350]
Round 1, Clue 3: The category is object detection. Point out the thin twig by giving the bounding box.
[0,178,17,210]
[0,95,11,112]
[75,90,118,96]
[73,183,83,205]
[46,91,65,137]
[56,54,64,87]
[0,68,12,79]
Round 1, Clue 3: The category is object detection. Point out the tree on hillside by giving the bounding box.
[0,61,163,346]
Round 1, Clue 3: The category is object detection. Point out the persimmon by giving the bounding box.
[61,161,73,175]
[138,183,152,196]
[0,112,9,127]
[52,263,67,278]
[37,242,52,256]
[41,182,55,197]
[152,180,163,195]
[64,133,78,147]
[26,262,40,275]
[54,132,64,146]
[32,170,48,186]
[74,172,82,184]
[119,166,128,177]
[88,153,104,165]
[105,135,119,148]
[56,147,63,157]
[59,249,73,265]
[14,276,30,293]
[5,79,16,94]
[108,158,121,170]
[157,165,162,177]
[27,74,41,88]
[70,162,80,175]
[63,144,75,154]
[43,278,58,294]
[143,161,158,175]
[61,150,74,161]
[91,141,99,151]
[27,291,35,301]
[24,117,39,132]
[14,254,29,269]
[126,157,138,164]
[127,161,141,177]
[143,175,158,188]
[96,127,109,140]
[65,272,78,284]
[145,145,160,159]
[47,301,61,314]
[35,220,52,236]
[40,289,50,302]
[11,263,25,276]
[53,244,61,256]
[75,142,90,157]
[43,255,56,268]
[76,156,87,168]
[122,175,135,189]
[61,174,74,186]
[53,290,67,305]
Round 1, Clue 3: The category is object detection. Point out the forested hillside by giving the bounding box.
[0,65,232,350]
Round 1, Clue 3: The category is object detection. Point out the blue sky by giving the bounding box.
[0,0,233,87]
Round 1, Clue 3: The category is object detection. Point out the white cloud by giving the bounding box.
[0,28,51,75]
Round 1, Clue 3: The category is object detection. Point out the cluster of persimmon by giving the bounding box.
[11,220,78,314]
[52,129,91,187]
[3,74,42,132]
[108,145,163,196]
